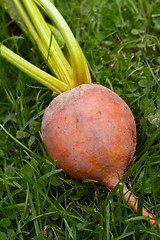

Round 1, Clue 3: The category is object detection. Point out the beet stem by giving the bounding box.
[122,183,160,229]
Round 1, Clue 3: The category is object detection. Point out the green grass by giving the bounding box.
[0,0,160,239]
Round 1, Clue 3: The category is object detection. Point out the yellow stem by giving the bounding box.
[0,44,68,93]
[13,0,58,75]
[22,0,72,85]
[36,0,92,87]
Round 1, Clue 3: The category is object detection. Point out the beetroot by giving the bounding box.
[42,84,136,188]
[42,84,159,228]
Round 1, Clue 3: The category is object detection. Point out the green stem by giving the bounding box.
[0,44,68,93]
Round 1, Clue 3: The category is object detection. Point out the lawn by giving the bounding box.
[0,0,160,239]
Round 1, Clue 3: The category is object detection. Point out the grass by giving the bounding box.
[0,0,160,239]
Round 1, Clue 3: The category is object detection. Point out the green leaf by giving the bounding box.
[131,28,139,35]
[31,232,47,240]
[148,113,160,127]
[139,98,155,113]
[152,17,160,31]
[38,169,62,182]
[0,149,5,157]
[77,223,86,231]
[16,130,30,139]
[156,95,160,108]
[0,0,26,33]
[64,218,73,239]
[28,135,35,146]
[21,165,34,178]
[82,179,97,183]
[5,165,15,177]
[0,232,7,240]
[50,175,64,186]
[0,218,11,228]
[7,229,15,239]
[0,113,17,124]
[138,79,154,88]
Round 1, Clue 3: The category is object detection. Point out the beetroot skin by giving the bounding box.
[41,84,136,190]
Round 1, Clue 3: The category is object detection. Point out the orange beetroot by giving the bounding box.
[42,83,159,228]
[42,84,136,186]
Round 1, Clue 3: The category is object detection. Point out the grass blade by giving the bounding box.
[29,193,40,236]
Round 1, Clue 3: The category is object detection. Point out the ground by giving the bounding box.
[0,0,160,239]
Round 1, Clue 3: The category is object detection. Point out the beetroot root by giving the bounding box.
[42,84,159,228]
